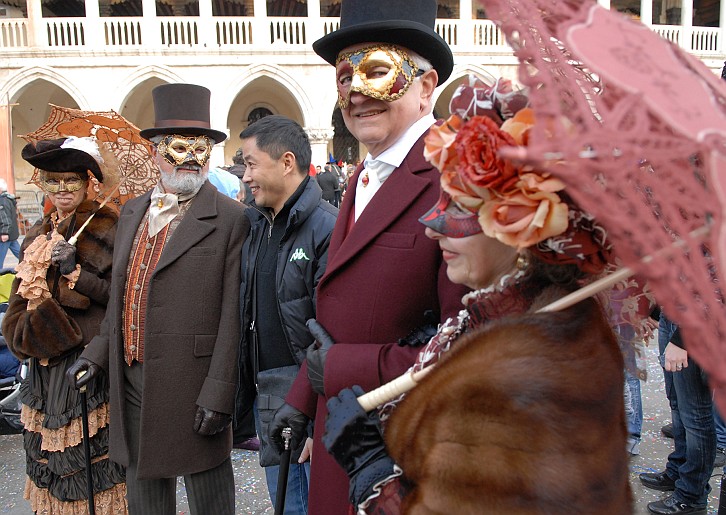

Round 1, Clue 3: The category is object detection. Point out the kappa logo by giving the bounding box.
[289,247,310,262]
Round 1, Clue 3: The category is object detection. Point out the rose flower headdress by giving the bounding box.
[415,75,654,381]
[420,75,612,275]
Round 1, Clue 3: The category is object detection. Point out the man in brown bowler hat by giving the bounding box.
[67,83,249,514]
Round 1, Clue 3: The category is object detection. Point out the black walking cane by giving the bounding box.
[274,427,292,515]
[76,370,96,515]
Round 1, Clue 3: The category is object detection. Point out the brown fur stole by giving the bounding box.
[385,289,632,514]
[2,201,117,360]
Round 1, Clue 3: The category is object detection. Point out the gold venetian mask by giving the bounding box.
[335,44,421,109]
[39,172,87,193]
[157,135,213,167]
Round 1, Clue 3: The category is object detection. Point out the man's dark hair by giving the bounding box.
[240,115,312,174]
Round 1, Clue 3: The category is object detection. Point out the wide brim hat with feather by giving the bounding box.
[21,137,105,182]
[312,0,454,86]
[139,83,227,143]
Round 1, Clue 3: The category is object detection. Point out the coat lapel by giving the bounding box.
[115,190,152,278]
[154,182,218,273]
[324,138,431,278]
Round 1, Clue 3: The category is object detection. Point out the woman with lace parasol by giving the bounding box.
[317,81,642,514]
[1,137,126,513]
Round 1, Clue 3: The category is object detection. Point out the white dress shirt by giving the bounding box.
[354,113,436,221]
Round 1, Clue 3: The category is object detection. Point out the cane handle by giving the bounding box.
[76,370,88,393]
[282,427,292,451]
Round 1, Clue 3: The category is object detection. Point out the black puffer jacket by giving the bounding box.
[238,178,338,398]
[0,192,19,241]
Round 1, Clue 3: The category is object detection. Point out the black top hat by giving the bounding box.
[313,0,453,85]
[21,138,104,182]
[139,83,227,143]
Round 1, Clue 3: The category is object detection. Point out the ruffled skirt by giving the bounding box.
[20,349,127,514]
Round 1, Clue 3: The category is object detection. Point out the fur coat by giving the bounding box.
[2,200,117,361]
[385,288,632,514]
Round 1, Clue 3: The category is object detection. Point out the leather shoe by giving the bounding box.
[661,422,674,439]
[714,447,725,469]
[647,494,706,514]
[639,471,676,491]
[233,436,260,451]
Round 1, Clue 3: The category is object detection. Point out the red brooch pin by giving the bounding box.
[361,172,369,187]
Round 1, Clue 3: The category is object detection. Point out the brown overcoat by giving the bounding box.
[81,182,249,479]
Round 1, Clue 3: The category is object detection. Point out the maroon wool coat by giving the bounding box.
[286,133,470,515]
[81,182,249,479]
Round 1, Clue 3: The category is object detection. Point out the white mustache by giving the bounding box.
[174,162,202,173]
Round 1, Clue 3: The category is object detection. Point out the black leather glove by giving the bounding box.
[306,319,335,396]
[269,402,309,454]
[323,385,396,506]
[397,310,439,347]
[193,406,232,436]
[51,240,77,275]
[65,357,101,389]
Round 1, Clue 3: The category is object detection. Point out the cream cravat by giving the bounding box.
[148,185,193,237]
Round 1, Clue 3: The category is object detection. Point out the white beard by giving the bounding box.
[160,164,208,196]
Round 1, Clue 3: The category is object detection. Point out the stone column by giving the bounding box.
[198,0,213,46]
[84,0,102,47]
[306,127,335,170]
[681,0,693,52]
[460,0,473,48]
[252,0,267,45]
[141,0,160,46]
[26,0,43,47]
[640,0,653,25]
[307,0,321,40]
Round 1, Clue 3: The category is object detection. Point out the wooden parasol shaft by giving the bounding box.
[68,177,127,246]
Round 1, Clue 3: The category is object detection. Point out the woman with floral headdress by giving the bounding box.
[318,79,635,514]
[2,137,126,513]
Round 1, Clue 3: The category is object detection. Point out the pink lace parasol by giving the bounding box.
[479,0,726,412]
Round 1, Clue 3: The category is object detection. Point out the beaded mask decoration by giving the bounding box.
[335,44,421,109]
[157,135,213,168]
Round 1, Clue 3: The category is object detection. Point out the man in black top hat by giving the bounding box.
[68,83,249,515]
[268,1,468,513]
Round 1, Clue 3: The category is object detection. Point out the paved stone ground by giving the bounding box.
[0,315,722,513]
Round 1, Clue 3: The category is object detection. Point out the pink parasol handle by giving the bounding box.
[356,225,711,411]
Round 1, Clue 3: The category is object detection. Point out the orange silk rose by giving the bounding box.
[424,115,462,172]
[500,107,535,145]
[479,185,569,249]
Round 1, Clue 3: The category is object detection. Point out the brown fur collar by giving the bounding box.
[21,201,117,309]
[386,296,631,514]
